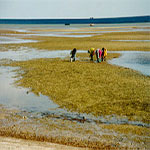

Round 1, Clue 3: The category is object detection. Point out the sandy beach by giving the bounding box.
[0,136,87,150]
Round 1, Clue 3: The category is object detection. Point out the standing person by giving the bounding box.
[88,48,95,61]
[70,48,77,62]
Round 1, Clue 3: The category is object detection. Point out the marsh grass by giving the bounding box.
[8,53,150,123]
[1,31,150,51]
[101,124,150,136]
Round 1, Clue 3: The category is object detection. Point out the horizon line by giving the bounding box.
[0,15,149,20]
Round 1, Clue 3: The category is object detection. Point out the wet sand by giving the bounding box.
[0,136,86,150]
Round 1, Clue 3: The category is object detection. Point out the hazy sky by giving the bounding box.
[0,0,149,18]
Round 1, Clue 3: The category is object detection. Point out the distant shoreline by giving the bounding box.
[0,15,149,24]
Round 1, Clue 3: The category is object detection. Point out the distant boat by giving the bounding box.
[65,23,70,25]
[90,23,94,26]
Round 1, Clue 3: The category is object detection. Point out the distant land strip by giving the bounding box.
[0,15,149,24]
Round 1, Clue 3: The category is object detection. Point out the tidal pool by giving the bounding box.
[108,51,150,76]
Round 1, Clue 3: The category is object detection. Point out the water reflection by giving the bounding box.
[108,51,150,76]
[0,66,59,112]
[0,36,38,44]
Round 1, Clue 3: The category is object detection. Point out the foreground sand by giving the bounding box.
[0,136,87,150]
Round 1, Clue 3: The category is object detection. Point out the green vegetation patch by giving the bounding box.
[102,124,150,136]
[8,53,150,123]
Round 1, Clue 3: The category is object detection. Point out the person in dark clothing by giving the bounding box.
[70,48,77,62]
[101,47,104,62]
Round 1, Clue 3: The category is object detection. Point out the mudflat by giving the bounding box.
[0,136,86,150]
[0,24,150,149]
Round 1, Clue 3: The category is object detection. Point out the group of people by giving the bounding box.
[70,47,107,63]
[88,47,107,63]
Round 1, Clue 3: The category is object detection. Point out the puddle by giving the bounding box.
[0,67,54,111]
[0,66,64,113]
[0,36,38,44]
[108,51,150,76]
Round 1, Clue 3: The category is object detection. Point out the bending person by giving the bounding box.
[102,47,107,61]
[95,48,102,63]
[88,48,95,61]
[70,48,77,62]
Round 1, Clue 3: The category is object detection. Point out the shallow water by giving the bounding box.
[0,47,85,61]
[0,67,59,112]
[0,23,150,29]
[0,23,150,39]
[108,51,150,76]
[0,36,38,44]
[0,33,95,38]
[1,29,150,39]
[112,40,150,42]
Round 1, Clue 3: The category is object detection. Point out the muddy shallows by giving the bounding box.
[1,105,150,149]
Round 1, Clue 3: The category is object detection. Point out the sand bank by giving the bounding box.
[0,136,86,150]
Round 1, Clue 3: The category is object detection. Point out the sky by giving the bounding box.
[0,0,149,18]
